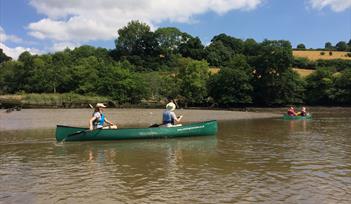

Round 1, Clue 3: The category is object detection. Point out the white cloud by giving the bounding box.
[309,0,351,12]
[27,0,263,42]
[0,27,41,59]
[0,43,41,60]
[0,26,23,43]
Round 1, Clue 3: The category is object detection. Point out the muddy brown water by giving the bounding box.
[0,108,350,203]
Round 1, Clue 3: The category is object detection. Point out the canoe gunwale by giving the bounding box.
[56,120,217,131]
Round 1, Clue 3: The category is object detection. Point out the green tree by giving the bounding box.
[176,58,209,106]
[331,69,351,104]
[15,51,37,92]
[113,21,162,71]
[30,56,52,93]
[211,33,244,54]
[178,37,205,60]
[273,69,305,104]
[296,43,306,50]
[159,75,181,100]
[335,41,347,51]
[0,48,11,63]
[305,67,334,105]
[251,40,295,105]
[115,20,151,55]
[325,42,333,50]
[243,38,259,56]
[205,40,233,67]
[208,55,253,106]
[50,50,73,93]
[0,60,22,93]
[155,27,186,55]
[71,46,112,63]
[71,56,100,94]
[97,64,149,104]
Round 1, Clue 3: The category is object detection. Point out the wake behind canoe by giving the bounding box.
[56,120,218,142]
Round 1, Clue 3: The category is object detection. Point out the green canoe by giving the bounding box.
[56,120,218,142]
[283,114,312,120]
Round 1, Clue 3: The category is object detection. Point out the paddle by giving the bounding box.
[62,104,100,140]
[171,98,179,109]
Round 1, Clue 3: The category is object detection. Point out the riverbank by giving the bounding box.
[0,93,111,109]
[0,108,280,131]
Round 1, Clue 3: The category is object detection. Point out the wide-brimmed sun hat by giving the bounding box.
[166,102,176,111]
[96,103,106,108]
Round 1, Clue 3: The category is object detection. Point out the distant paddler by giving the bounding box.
[287,106,298,116]
[296,107,308,116]
[89,103,117,130]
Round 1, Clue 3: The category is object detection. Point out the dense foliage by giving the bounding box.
[293,57,351,71]
[0,49,12,63]
[1,21,350,106]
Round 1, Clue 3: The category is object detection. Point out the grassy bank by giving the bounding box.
[0,93,111,108]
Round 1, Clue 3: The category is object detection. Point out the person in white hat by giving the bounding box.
[162,102,183,127]
[89,103,117,130]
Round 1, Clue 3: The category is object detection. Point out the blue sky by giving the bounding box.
[0,0,350,59]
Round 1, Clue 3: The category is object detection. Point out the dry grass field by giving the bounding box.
[210,67,314,77]
[209,67,220,74]
[292,68,315,77]
[293,50,351,61]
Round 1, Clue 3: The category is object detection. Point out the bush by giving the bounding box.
[320,51,325,55]
[293,57,316,69]
[293,57,351,71]
[296,43,306,50]
[329,51,333,56]
[316,59,351,71]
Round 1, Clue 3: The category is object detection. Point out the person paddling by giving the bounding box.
[89,103,117,130]
[297,107,307,116]
[162,102,183,127]
[287,107,297,116]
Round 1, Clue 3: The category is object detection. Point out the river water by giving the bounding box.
[0,108,350,203]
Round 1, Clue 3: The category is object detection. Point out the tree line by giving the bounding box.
[296,40,351,51]
[0,20,350,106]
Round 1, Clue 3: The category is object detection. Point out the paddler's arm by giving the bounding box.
[171,112,183,123]
[89,116,97,130]
[104,118,114,126]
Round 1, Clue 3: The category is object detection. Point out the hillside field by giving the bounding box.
[293,50,351,61]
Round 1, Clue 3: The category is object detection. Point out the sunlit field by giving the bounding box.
[293,50,351,60]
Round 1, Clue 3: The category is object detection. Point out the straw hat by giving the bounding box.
[95,103,106,108]
[166,102,176,111]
